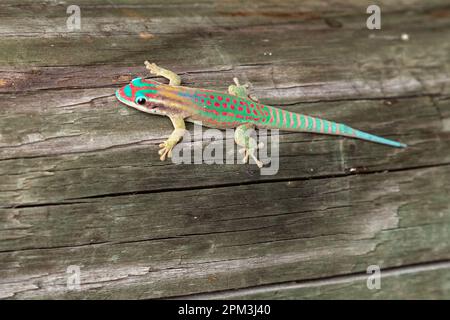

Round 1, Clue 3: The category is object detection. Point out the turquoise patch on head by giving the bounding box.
[124,85,132,97]
[131,78,156,88]
[131,78,142,86]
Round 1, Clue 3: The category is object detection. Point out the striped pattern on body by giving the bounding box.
[123,78,406,148]
[190,89,406,148]
[265,106,406,147]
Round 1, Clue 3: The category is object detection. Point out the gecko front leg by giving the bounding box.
[145,61,181,86]
[159,116,186,161]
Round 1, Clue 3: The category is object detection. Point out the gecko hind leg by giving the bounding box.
[144,61,181,86]
[235,123,264,168]
[228,77,259,102]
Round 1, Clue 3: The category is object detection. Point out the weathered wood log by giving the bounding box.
[0,0,449,299]
[1,164,450,298]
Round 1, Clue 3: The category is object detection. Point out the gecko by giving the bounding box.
[116,62,406,167]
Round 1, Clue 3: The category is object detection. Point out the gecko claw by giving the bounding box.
[238,144,264,168]
[158,140,177,161]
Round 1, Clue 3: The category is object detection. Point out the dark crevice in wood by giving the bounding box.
[53,161,450,200]
[0,240,110,254]
[0,200,89,210]
[0,224,279,254]
[211,203,354,223]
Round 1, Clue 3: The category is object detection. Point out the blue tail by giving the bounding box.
[351,128,407,148]
[283,112,407,148]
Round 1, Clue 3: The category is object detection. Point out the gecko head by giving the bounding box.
[116,78,166,115]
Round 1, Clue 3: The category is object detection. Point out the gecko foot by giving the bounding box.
[233,77,249,88]
[228,77,258,101]
[144,61,181,86]
[158,139,178,161]
[144,61,161,75]
[238,142,264,168]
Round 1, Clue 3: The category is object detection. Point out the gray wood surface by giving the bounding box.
[0,0,449,299]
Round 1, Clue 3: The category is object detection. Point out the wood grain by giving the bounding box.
[185,262,450,299]
[0,0,449,299]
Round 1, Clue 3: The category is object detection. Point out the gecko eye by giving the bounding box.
[136,97,147,105]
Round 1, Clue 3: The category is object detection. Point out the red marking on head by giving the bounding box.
[246,107,250,114]
[236,114,244,119]
[201,99,205,103]
[210,95,215,99]
[214,102,220,107]
[222,103,227,108]
[117,85,134,103]
[233,99,237,104]
[230,105,235,110]
[250,104,254,108]
[218,96,222,101]
[116,86,128,100]
[238,106,243,111]
[116,80,160,104]
[207,100,211,105]
[226,98,230,102]
[265,111,269,116]
[253,110,258,116]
